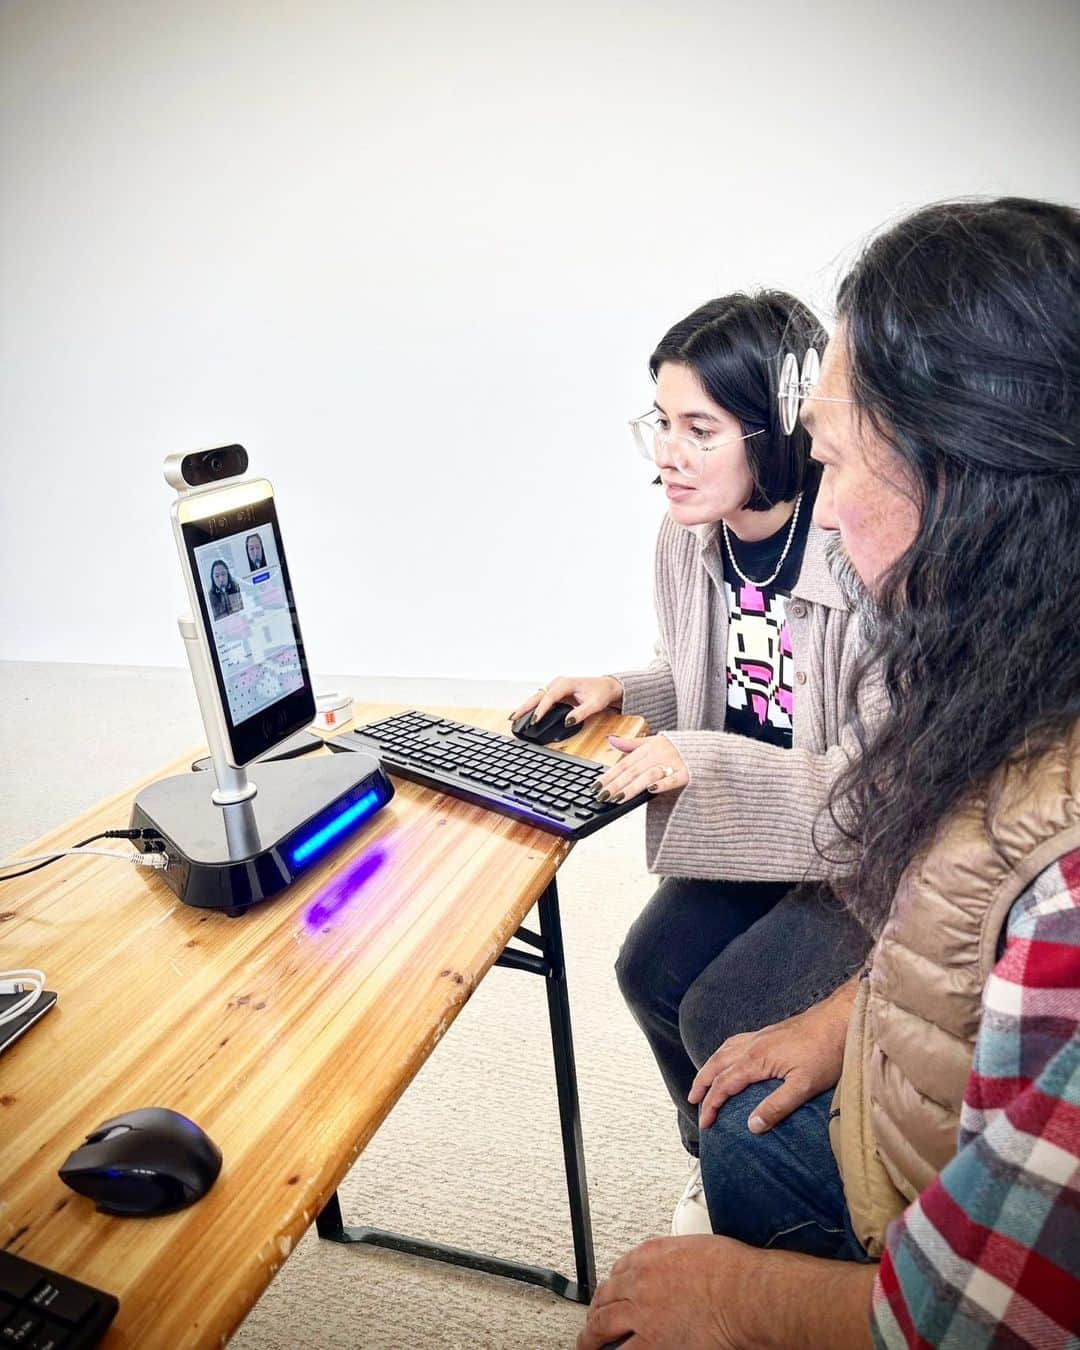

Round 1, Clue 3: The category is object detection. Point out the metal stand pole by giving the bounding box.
[177,612,256,805]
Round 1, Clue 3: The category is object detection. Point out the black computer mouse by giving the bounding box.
[511,700,580,746]
[59,1107,222,1216]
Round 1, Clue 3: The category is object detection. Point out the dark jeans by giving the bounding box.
[699,1080,870,1260]
[615,877,870,1155]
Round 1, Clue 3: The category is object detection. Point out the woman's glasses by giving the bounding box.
[629,413,764,480]
[778,348,854,435]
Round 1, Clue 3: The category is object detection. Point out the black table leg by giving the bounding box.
[537,879,596,1300]
[316,877,596,1304]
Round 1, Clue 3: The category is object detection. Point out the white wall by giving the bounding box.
[2,0,1078,681]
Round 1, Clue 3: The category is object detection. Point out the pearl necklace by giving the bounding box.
[722,493,804,589]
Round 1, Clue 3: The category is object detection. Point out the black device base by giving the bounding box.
[130,753,392,917]
[316,879,596,1305]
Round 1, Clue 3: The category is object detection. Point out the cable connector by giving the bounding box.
[0,827,164,884]
[134,852,171,870]
[1,847,173,874]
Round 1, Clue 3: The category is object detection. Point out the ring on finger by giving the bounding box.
[659,764,675,779]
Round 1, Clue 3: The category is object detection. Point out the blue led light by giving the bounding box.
[290,789,382,866]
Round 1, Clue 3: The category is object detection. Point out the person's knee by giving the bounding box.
[696,1089,769,1237]
[614,920,655,1021]
[696,1080,788,1236]
[678,964,741,1069]
[698,1082,840,1250]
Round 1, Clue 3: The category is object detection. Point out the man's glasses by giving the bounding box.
[629,413,764,480]
[778,348,854,434]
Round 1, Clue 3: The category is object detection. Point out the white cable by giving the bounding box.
[0,848,170,872]
[0,968,46,1026]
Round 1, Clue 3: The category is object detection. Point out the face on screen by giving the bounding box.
[194,524,305,727]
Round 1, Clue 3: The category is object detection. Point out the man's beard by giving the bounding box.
[822,531,893,936]
[825,533,880,641]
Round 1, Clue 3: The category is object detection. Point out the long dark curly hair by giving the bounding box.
[821,198,1080,936]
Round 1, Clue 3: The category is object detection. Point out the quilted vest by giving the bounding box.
[830,725,1080,1257]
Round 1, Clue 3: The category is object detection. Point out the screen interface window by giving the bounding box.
[194,526,304,725]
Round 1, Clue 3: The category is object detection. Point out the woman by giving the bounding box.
[513,292,871,1233]
[245,534,267,571]
[208,559,243,620]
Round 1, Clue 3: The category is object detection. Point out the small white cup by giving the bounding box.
[314,689,353,731]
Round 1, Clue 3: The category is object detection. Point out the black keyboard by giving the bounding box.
[325,710,646,839]
[0,1250,118,1348]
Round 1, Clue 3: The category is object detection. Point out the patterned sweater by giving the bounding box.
[871,849,1080,1348]
[612,515,860,881]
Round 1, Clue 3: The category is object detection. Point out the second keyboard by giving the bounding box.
[325,710,647,839]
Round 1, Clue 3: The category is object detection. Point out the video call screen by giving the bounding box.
[193,524,305,727]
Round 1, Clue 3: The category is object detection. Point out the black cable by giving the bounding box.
[0,829,149,882]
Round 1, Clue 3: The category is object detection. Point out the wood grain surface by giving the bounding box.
[0,703,645,1347]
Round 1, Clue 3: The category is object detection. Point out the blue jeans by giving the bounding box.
[699,1080,870,1261]
[615,877,870,1155]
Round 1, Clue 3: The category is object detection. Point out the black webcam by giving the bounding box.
[163,444,249,491]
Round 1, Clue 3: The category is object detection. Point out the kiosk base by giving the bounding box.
[130,752,392,916]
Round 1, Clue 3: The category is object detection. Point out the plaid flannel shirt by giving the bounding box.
[871,847,1080,1348]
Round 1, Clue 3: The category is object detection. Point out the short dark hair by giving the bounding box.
[823,198,1080,934]
[649,291,826,510]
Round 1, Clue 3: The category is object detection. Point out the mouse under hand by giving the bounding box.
[511,701,580,746]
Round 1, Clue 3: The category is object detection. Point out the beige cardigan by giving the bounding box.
[613,514,860,882]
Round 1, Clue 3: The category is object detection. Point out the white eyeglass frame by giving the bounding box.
[629,411,765,480]
[778,348,855,435]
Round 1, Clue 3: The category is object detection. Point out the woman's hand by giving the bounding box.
[594,734,689,802]
[688,977,858,1134]
[510,675,623,729]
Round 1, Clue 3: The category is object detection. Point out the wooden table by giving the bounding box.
[0,703,644,1347]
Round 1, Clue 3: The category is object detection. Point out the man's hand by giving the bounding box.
[577,1236,751,1350]
[510,675,623,728]
[595,734,689,801]
[688,976,859,1134]
[578,1234,877,1350]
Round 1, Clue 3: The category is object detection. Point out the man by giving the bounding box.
[579,198,1080,1348]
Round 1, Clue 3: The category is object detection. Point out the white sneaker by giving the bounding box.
[671,1159,713,1236]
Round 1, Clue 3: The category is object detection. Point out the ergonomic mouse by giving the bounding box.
[511,700,580,746]
[59,1107,222,1216]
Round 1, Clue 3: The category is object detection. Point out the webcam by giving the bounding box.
[164,444,249,493]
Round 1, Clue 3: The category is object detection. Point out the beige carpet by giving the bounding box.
[2,664,687,1349]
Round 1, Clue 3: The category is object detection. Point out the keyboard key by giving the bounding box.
[2,1310,41,1344]
[26,1326,66,1350]
[29,1283,97,1327]
[0,1262,37,1304]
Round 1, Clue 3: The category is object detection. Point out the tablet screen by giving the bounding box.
[181,486,315,764]
[193,523,305,727]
